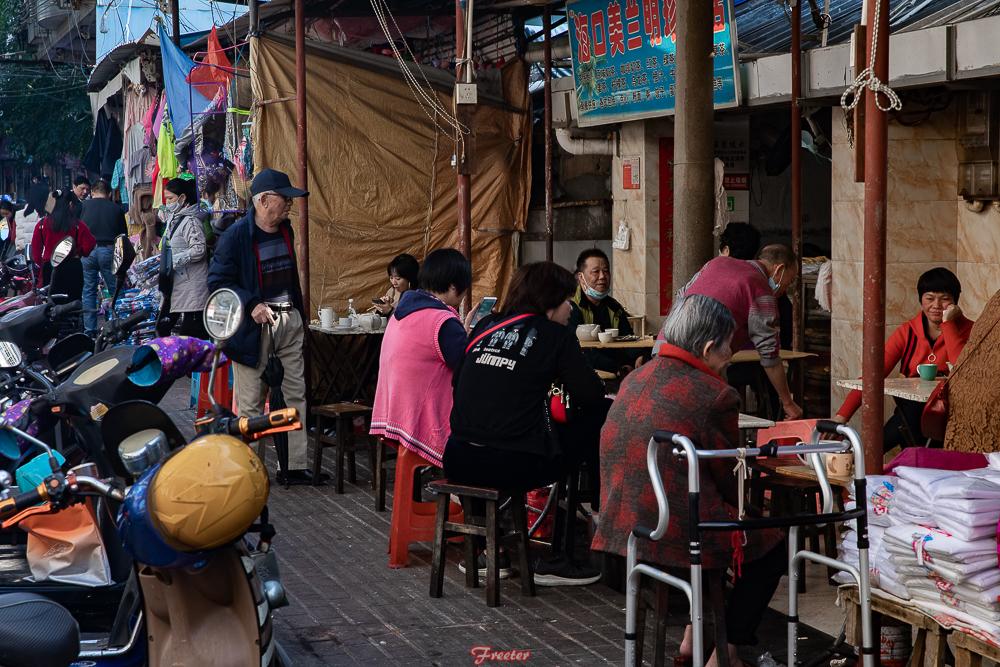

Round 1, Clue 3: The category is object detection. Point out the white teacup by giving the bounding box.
[598,331,614,344]
[605,328,619,338]
[339,317,351,328]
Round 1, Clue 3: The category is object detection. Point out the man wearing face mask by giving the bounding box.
[568,248,635,373]
[665,244,803,420]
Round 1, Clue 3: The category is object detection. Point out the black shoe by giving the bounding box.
[276,469,328,486]
[457,551,515,580]
[532,556,601,587]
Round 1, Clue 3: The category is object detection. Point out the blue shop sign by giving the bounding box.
[567,0,740,127]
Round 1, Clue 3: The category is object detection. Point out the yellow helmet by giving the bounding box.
[148,434,269,551]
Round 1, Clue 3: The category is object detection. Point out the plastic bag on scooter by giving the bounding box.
[19,500,112,587]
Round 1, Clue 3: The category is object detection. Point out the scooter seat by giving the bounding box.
[0,592,79,667]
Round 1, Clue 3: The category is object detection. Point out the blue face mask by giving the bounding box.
[582,277,610,301]
[768,267,784,294]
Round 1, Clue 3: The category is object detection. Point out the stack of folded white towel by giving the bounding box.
[836,466,1000,640]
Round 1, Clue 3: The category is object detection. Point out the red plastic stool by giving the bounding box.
[388,444,463,568]
[755,418,820,446]
[195,361,234,418]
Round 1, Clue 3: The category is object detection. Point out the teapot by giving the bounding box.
[575,324,601,342]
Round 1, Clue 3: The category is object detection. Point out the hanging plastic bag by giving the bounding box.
[19,500,112,587]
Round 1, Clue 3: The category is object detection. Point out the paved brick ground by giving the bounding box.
[166,382,837,666]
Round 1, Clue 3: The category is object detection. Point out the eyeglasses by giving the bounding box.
[267,193,292,204]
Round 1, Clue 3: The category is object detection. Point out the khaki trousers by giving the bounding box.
[233,309,308,470]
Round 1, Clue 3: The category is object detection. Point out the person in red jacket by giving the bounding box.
[30,189,96,302]
[833,267,973,447]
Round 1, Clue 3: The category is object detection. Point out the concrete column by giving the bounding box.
[671,0,715,289]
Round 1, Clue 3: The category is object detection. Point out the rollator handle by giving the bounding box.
[652,429,680,444]
[632,525,655,541]
[815,419,843,435]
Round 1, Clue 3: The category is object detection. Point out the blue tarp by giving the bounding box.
[156,22,214,139]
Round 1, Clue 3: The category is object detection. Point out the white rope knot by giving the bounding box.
[839,0,902,145]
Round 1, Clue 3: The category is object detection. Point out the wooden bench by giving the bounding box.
[842,587,949,667]
[311,403,374,493]
[950,628,1000,667]
[427,480,534,608]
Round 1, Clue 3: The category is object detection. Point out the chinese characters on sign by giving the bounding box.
[568,0,739,127]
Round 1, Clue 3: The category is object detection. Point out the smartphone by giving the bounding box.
[470,296,498,327]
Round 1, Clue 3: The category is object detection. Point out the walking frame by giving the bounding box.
[625,420,875,667]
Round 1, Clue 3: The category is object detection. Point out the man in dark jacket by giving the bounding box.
[207,168,314,485]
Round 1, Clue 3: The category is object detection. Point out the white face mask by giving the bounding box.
[165,198,184,215]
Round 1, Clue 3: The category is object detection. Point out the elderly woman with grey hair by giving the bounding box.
[593,294,785,664]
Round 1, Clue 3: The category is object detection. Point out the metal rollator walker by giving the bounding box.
[624,419,875,667]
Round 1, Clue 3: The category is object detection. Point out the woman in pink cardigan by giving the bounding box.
[369,249,471,466]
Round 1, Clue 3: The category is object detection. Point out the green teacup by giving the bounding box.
[917,363,938,381]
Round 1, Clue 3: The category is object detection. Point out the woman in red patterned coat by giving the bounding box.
[593,294,785,664]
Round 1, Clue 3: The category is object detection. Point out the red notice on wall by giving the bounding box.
[622,156,641,190]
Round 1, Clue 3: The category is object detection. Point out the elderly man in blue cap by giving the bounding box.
[208,168,317,486]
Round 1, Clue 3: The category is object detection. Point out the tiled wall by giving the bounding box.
[611,119,672,332]
[830,102,1000,424]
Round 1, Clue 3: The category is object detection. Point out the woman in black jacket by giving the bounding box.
[445,261,609,586]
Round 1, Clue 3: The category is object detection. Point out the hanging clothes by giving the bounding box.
[153,120,179,207]
[83,109,124,181]
[111,160,129,205]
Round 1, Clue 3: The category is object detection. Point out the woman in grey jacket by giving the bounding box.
[157,177,210,339]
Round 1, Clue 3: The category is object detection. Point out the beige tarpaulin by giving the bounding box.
[250,36,531,313]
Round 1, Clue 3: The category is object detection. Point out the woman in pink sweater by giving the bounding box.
[369,249,471,466]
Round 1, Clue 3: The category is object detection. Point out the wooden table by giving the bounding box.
[308,324,385,405]
[836,377,941,403]
[579,336,656,350]
[739,413,775,430]
[730,349,817,364]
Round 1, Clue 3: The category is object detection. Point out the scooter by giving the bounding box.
[0,289,297,666]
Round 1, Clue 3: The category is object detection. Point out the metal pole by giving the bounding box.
[861,0,889,474]
[790,0,803,353]
[294,0,310,316]
[543,6,554,262]
[170,0,180,46]
[455,0,473,312]
[249,0,259,37]
[672,0,715,290]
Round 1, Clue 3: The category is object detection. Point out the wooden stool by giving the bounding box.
[427,480,535,608]
[311,403,375,492]
[950,629,1000,667]
[634,570,730,667]
[843,586,949,667]
[373,438,397,512]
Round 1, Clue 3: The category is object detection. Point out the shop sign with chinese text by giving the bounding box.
[567,0,740,127]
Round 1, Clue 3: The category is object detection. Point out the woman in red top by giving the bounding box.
[30,189,96,302]
[834,267,973,447]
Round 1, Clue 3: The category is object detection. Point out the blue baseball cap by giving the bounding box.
[250,168,309,198]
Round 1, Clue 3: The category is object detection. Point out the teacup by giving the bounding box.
[824,452,854,477]
[917,363,938,381]
[605,328,619,338]
[339,317,351,328]
[598,331,614,344]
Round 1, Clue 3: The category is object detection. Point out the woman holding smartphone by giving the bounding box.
[374,253,419,316]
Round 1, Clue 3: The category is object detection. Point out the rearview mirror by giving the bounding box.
[50,237,74,268]
[0,342,23,369]
[203,288,243,341]
[112,234,135,278]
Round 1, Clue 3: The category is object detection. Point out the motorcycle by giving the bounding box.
[0,288,296,666]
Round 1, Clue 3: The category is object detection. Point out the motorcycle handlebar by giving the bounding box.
[229,408,300,438]
[0,483,47,521]
[117,309,149,332]
[50,300,82,319]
